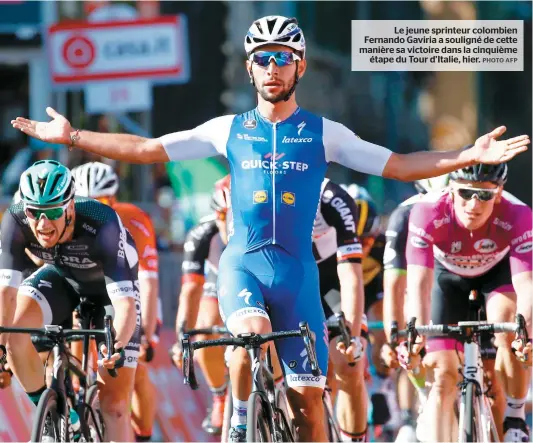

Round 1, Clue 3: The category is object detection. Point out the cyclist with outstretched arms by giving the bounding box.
[0,160,140,441]
[11,15,529,441]
[402,164,532,442]
[72,161,160,442]
[171,175,231,436]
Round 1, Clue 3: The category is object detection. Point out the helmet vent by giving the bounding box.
[254,21,263,34]
[293,33,302,42]
[276,37,291,43]
[252,37,267,44]
[49,175,62,194]
[266,18,276,34]
[278,20,291,34]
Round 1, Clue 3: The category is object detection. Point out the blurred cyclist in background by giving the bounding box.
[171,174,231,436]
[72,162,160,442]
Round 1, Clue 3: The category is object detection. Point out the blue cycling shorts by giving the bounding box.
[217,244,328,389]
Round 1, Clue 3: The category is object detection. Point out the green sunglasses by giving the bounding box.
[24,202,69,221]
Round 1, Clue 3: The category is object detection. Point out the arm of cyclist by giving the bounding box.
[11,107,231,164]
[324,121,529,181]
[336,262,365,363]
[508,207,533,364]
[0,212,27,347]
[512,271,533,365]
[381,204,412,367]
[98,217,139,369]
[401,202,437,369]
[134,213,160,350]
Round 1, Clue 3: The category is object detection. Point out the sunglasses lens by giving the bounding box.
[457,189,495,201]
[25,206,65,221]
[477,191,495,201]
[252,51,294,67]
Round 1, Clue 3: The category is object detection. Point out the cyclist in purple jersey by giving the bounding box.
[404,163,532,441]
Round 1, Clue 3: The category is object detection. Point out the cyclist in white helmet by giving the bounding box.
[11,13,529,443]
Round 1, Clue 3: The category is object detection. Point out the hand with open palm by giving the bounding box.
[11,107,72,145]
[470,126,530,164]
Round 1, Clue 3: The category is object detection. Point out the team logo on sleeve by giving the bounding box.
[410,236,428,248]
[451,241,462,253]
[282,191,296,206]
[253,190,268,204]
[515,242,533,254]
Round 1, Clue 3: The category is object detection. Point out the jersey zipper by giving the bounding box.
[272,122,277,244]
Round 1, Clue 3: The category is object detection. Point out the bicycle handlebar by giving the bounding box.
[185,325,229,337]
[181,321,321,390]
[326,312,355,367]
[0,315,118,378]
[397,314,528,353]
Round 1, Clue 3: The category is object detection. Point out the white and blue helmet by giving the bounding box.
[245,15,306,58]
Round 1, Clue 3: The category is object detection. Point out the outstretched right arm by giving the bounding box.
[12,107,234,164]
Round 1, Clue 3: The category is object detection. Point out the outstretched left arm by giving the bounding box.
[383,126,529,181]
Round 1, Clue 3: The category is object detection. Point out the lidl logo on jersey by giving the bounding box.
[241,153,309,174]
[282,191,295,206]
[253,190,268,204]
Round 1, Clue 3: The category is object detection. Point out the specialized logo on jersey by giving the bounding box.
[297,121,306,136]
[253,190,268,204]
[237,288,252,305]
[330,197,356,233]
[282,191,295,206]
[474,239,497,253]
[243,119,257,129]
[241,153,309,174]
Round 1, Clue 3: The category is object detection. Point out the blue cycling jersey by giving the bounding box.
[160,107,392,258]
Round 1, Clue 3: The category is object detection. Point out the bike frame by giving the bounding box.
[458,340,498,443]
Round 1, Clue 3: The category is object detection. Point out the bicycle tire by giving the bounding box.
[463,382,477,442]
[275,388,295,442]
[221,382,232,443]
[247,392,273,442]
[31,388,65,442]
[83,384,105,442]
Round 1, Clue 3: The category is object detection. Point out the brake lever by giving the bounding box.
[406,317,418,357]
[181,334,198,390]
[103,315,118,378]
[514,313,530,362]
[299,322,321,377]
[335,311,355,367]
[390,320,399,349]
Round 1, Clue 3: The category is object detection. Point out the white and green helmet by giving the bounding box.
[19,160,75,206]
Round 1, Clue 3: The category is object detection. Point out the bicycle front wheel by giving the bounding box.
[31,388,65,442]
[83,384,105,442]
[247,392,273,442]
[221,381,232,443]
[463,382,478,442]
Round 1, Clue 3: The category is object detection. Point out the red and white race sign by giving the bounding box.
[47,16,188,85]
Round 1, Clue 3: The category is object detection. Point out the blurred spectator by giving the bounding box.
[1,139,62,196]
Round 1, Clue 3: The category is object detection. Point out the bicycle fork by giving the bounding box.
[458,341,498,442]
[51,345,70,442]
